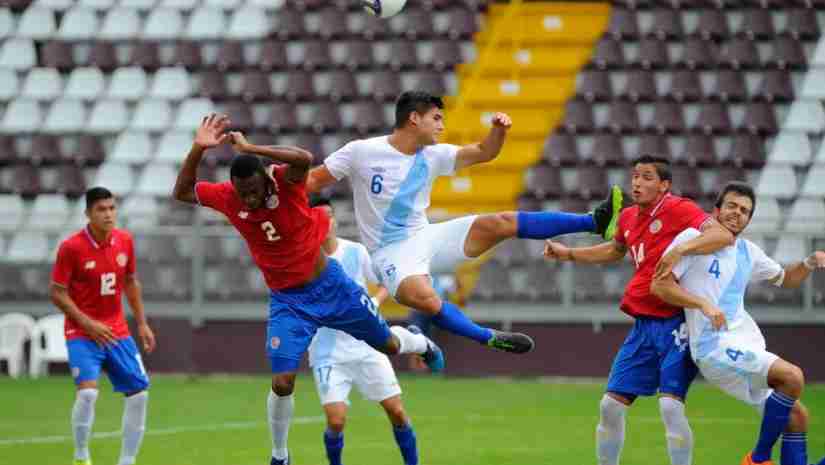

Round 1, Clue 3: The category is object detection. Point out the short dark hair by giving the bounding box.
[85,186,113,210]
[631,154,672,182]
[230,154,265,179]
[394,91,444,129]
[715,181,757,218]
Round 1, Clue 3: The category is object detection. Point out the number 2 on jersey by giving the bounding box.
[630,242,645,268]
[261,221,281,242]
[708,259,721,279]
[100,272,116,296]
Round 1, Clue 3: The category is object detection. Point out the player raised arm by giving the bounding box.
[306,165,338,194]
[228,132,313,184]
[453,112,512,171]
[544,239,627,265]
[653,218,734,280]
[769,251,825,289]
[173,113,230,204]
[650,274,727,331]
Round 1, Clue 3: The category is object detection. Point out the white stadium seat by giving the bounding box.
[135,164,178,196]
[2,99,42,133]
[143,8,184,40]
[88,100,130,133]
[149,67,191,100]
[756,166,797,200]
[43,99,87,133]
[28,194,71,231]
[160,0,200,10]
[131,99,173,131]
[17,6,56,40]
[175,98,214,130]
[0,195,27,231]
[79,0,117,9]
[0,69,20,101]
[156,131,194,163]
[35,0,75,10]
[121,0,158,10]
[0,313,36,378]
[767,132,812,166]
[800,70,825,100]
[186,7,226,39]
[783,101,825,134]
[785,198,825,234]
[799,166,825,197]
[107,67,148,100]
[774,237,808,265]
[65,67,106,101]
[94,163,135,196]
[0,8,15,40]
[57,7,99,40]
[21,68,64,101]
[0,39,37,70]
[99,8,142,40]
[111,131,155,164]
[227,6,269,39]
[7,231,50,263]
[747,196,782,234]
[122,196,160,228]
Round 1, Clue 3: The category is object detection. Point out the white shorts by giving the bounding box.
[696,344,779,408]
[312,352,401,405]
[371,215,477,296]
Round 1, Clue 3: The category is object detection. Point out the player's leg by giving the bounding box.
[656,318,697,465]
[749,358,806,465]
[462,185,623,258]
[780,401,809,465]
[101,337,150,465]
[380,396,418,465]
[67,339,106,465]
[269,372,298,465]
[322,402,348,465]
[312,363,354,465]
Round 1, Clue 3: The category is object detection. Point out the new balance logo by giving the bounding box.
[84,261,96,270]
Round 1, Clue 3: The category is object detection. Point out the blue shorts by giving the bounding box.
[67,336,150,394]
[267,259,393,373]
[606,314,698,400]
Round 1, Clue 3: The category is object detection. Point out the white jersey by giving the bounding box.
[308,238,384,367]
[666,228,783,361]
[324,136,459,252]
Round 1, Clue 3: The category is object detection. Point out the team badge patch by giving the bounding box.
[116,253,128,267]
[71,367,80,378]
[266,195,279,209]
[270,336,281,350]
[649,219,662,234]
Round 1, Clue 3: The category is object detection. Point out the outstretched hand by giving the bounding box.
[228,131,250,153]
[491,112,512,129]
[194,113,230,149]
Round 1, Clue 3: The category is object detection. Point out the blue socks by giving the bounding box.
[752,391,796,462]
[515,211,595,239]
[432,301,493,344]
[324,429,344,465]
[393,423,418,465]
[780,432,806,465]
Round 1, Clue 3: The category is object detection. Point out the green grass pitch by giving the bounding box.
[4,375,824,465]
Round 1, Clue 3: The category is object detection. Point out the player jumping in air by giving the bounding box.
[309,198,420,465]
[50,187,156,465]
[307,91,624,357]
[651,181,825,465]
[173,114,440,465]
[544,155,735,465]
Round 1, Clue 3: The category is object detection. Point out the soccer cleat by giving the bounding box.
[270,454,289,465]
[591,185,624,241]
[408,325,445,373]
[486,329,535,354]
[73,460,92,465]
[741,452,774,465]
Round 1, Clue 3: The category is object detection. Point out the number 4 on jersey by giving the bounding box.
[708,259,721,279]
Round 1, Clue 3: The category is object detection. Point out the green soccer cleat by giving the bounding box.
[487,329,535,354]
[592,185,624,241]
[73,460,92,465]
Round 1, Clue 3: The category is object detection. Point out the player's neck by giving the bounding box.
[387,131,419,155]
[87,224,112,245]
[322,237,339,255]
[638,192,668,213]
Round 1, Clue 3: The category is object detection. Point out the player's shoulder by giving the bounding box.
[673,227,702,242]
[619,204,639,222]
[740,237,766,257]
[348,135,389,151]
[58,229,86,250]
[664,194,701,212]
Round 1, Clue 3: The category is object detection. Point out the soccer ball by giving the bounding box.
[362,0,407,18]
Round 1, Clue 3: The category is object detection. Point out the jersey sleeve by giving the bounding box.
[747,241,784,283]
[675,199,711,231]
[613,210,631,246]
[359,244,379,285]
[324,141,355,180]
[194,181,230,214]
[432,143,460,176]
[51,241,75,287]
[664,228,702,280]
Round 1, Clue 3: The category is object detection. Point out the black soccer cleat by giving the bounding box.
[270,453,289,465]
[591,185,624,241]
[486,329,535,354]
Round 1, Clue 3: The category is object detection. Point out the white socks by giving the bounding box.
[72,388,99,461]
[268,390,294,461]
[596,394,627,465]
[118,391,148,465]
[390,326,429,354]
[659,397,693,465]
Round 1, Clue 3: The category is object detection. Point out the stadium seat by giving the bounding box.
[756,70,794,102]
[800,70,825,100]
[283,71,316,102]
[17,6,56,39]
[241,71,274,103]
[685,9,729,40]
[57,6,99,40]
[29,314,69,378]
[94,163,135,196]
[640,8,682,40]
[257,40,288,71]
[746,196,782,234]
[440,8,478,40]
[0,39,36,70]
[30,134,65,165]
[768,132,812,166]
[87,100,130,133]
[227,6,269,39]
[679,134,716,167]
[783,101,825,133]
[670,166,704,200]
[21,68,63,101]
[64,67,106,101]
[630,39,669,70]
[135,164,178,197]
[175,98,214,130]
[677,38,719,70]
[785,198,825,234]
[706,70,747,103]
[756,165,797,199]
[784,8,821,40]
[606,7,639,40]
[55,164,87,198]
[205,0,242,9]
[0,195,27,231]
[186,7,226,39]
[129,41,164,70]
[590,38,625,70]
[2,99,42,133]
[588,133,625,166]
[143,8,183,40]
[308,101,343,133]
[720,38,760,70]
[622,70,657,102]
[121,0,158,9]
[732,9,774,40]
[7,231,50,263]
[774,237,808,264]
[107,67,149,100]
[800,166,825,197]
[173,41,204,70]
[131,99,173,132]
[0,69,19,102]
[525,164,563,200]
[79,0,117,9]
[222,102,254,131]
[149,67,191,100]
[523,261,562,302]
[0,313,36,378]
[0,8,13,40]
[155,131,192,164]
[71,135,107,167]
[737,103,778,135]
[769,37,807,70]
[198,71,230,100]
[0,135,18,165]
[664,70,702,102]
[86,42,119,72]
[576,71,612,103]
[43,99,87,134]
[111,131,154,165]
[99,7,141,40]
[28,194,70,231]
[561,100,594,134]
[646,102,684,134]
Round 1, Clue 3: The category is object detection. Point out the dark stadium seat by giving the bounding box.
[198,71,230,100]
[573,267,608,303]
[711,70,748,102]
[670,166,703,200]
[370,71,403,102]
[590,38,625,70]
[316,7,349,40]
[650,102,685,134]
[646,9,682,40]
[542,133,579,167]
[414,71,447,96]
[470,261,512,301]
[720,39,760,70]
[667,70,702,102]
[386,40,419,71]
[523,261,561,302]
[785,8,820,40]
[728,133,766,168]
[222,102,254,131]
[41,41,75,72]
[0,136,18,166]
[301,41,334,71]
[71,135,106,167]
[633,39,669,70]
[30,135,64,166]
[283,70,316,102]
[516,195,542,213]
[576,70,612,103]
[216,41,245,72]
[591,134,625,166]
[688,9,729,41]
[607,8,639,40]
[526,163,563,200]
[561,100,595,134]
[769,37,807,70]
[680,134,717,167]
[606,102,640,134]
[173,41,204,70]
[295,133,325,165]
[310,102,343,134]
[337,40,374,71]
[491,240,529,267]
[241,71,273,103]
[622,70,657,102]
[259,40,288,71]
[737,9,774,40]
[694,102,732,134]
[350,101,387,135]
[430,40,463,72]
[272,8,307,41]
[574,166,609,200]
[715,167,748,189]
[756,70,794,103]
[88,42,119,72]
[398,7,435,40]
[679,38,719,70]
[357,13,392,41]
[638,134,671,159]
[12,165,40,198]
[740,102,778,135]
[442,8,478,40]
[128,41,163,70]
[326,70,359,102]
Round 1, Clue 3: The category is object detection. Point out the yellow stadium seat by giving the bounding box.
[457,45,595,78]
[476,12,608,46]
[443,107,563,142]
[457,77,575,107]
[431,172,524,204]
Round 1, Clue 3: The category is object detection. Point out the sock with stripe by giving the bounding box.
[323,429,344,465]
[780,432,807,465]
[752,391,796,463]
[431,301,493,345]
[516,211,595,239]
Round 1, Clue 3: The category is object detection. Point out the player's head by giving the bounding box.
[310,197,336,240]
[713,181,756,236]
[394,91,445,145]
[230,155,269,210]
[630,155,672,207]
[85,186,117,233]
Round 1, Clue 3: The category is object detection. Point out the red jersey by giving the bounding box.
[195,164,330,291]
[615,193,710,319]
[51,227,136,340]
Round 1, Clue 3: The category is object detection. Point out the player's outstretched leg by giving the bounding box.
[71,386,99,465]
[117,390,148,465]
[322,403,347,465]
[380,396,418,465]
[744,359,805,465]
[269,374,297,465]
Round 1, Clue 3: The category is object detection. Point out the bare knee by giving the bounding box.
[271,374,296,396]
[396,278,442,314]
[770,361,805,399]
[382,398,409,427]
[484,212,518,237]
[327,414,346,433]
[787,402,809,433]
